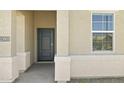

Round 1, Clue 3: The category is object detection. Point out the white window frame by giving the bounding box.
[91,11,115,54]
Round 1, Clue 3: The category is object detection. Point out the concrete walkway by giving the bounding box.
[14,63,55,83]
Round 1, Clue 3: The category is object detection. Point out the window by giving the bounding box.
[92,13,114,52]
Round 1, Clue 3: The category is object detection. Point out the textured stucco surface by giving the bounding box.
[69,10,124,55]
[55,10,124,81]
[115,11,124,54]
[16,11,34,72]
[16,11,34,64]
[57,10,69,56]
[69,10,91,55]
[1,10,124,82]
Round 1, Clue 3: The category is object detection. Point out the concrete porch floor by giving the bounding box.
[14,63,55,83]
[14,63,124,83]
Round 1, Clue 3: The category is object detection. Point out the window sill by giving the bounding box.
[91,51,114,55]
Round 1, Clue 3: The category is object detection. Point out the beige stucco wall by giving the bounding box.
[16,11,25,53]
[11,11,17,56]
[115,11,124,54]
[1,10,124,82]
[55,10,124,81]
[68,10,124,79]
[24,11,34,64]
[34,11,56,28]
[16,10,124,59]
[57,10,69,56]
[16,11,34,64]
[34,11,56,62]
[69,10,91,55]
[16,11,57,63]
[69,10,124,55]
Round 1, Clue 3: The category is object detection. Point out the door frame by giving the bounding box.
[36,28,55,63]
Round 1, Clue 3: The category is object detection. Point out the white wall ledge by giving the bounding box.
[54,56,71,62]
[16,51,30,72]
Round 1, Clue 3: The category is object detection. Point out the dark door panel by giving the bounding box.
[37,28,54,61]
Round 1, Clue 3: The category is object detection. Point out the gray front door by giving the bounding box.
[37,28,54,61]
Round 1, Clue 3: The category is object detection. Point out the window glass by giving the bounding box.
[92,14,113,31]
[93,33,113,51]
[92,15,102,21]
[92,13,114,52]
[93,22,103,30]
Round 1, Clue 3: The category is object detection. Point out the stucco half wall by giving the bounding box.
[55,55,124,81]
[71,55,124,78]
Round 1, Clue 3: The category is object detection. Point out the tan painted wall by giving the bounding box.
[16,11,34,64]
[69,10,124,55]
[16,11,25,53]
[69,10,91,55]
[34,11,56,28]
[11,11,17,56]
[57,10,69,56]
[34,11,56,62]
[24,11,34,64]
[16,11,56,63]
[68,10,124,79]
[115,11,124,54]
[55,10,124,81]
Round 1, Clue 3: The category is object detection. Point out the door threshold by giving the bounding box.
[36,61,54,63]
